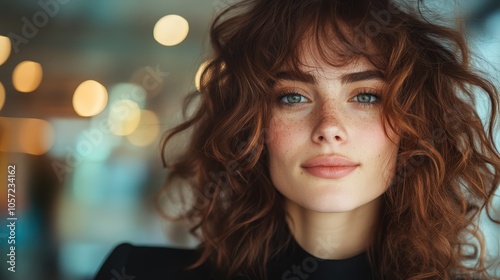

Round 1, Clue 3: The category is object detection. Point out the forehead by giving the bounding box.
[300,54,376,79]
[276,47,381,85]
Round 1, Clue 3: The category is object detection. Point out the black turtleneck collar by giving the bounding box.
[93,240,374,280]
[266,238,373,280]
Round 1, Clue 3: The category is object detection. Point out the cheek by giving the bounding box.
[355,118,399,161]
[266,116,305,157]
[362,125,399,182]
[349,117,379,144]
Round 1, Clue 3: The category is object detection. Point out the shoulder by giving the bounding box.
[93,243,218,280]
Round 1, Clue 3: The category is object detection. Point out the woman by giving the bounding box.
[94,0,500,279]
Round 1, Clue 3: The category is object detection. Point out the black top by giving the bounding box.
[93,239,373,280]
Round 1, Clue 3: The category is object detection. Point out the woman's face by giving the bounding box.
[266,52,400,213]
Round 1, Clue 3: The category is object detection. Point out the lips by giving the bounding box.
[301,155,359,179]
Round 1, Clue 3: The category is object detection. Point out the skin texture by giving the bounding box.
[266,51,400,259]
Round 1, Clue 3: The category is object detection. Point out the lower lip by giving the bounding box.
[302,166,358,179]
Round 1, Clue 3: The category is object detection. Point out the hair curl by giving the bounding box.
[159,0,500,279]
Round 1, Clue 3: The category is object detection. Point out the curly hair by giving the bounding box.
[158,0,500,279]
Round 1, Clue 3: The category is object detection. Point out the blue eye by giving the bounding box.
[278,93,309,105]
[352,93,381,107]
[354,93,378,103]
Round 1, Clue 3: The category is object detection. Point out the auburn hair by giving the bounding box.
[158,0,500,279]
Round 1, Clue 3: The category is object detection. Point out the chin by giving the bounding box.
[299,194,367,213]
[307,203,362,213]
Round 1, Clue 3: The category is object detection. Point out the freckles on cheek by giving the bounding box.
[268,118,288,150]
[356,115,384,137]
[268,116,301,154]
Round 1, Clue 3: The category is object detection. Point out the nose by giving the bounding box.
[311,104,347,144]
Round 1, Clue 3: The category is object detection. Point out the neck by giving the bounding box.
[285,198,381,260]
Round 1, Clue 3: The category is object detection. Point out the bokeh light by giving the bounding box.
[153,14,189,46]
[130,66,165,97]
[0,82,5,111]
[108,83,146,108]
[127,110,160,146]
[12,60,43,93]
[19,118,54,155]
[0,117,54,155]
[0,35,11,66]
[73,80,108,117]
[108,99,141,136]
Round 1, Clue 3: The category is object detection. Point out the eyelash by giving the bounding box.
[275,90,382,108]
[352,89,382,108]
[276,90,310,107]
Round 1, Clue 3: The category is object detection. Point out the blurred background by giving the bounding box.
[0,0,499,279]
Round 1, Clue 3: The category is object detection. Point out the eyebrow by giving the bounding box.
[274,69,384,85]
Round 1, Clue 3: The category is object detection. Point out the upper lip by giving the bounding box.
[301,155,359,168]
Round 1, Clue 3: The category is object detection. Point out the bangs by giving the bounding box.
[277,23,386,79]
[254,0,394,78]
[210,0,401,88]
